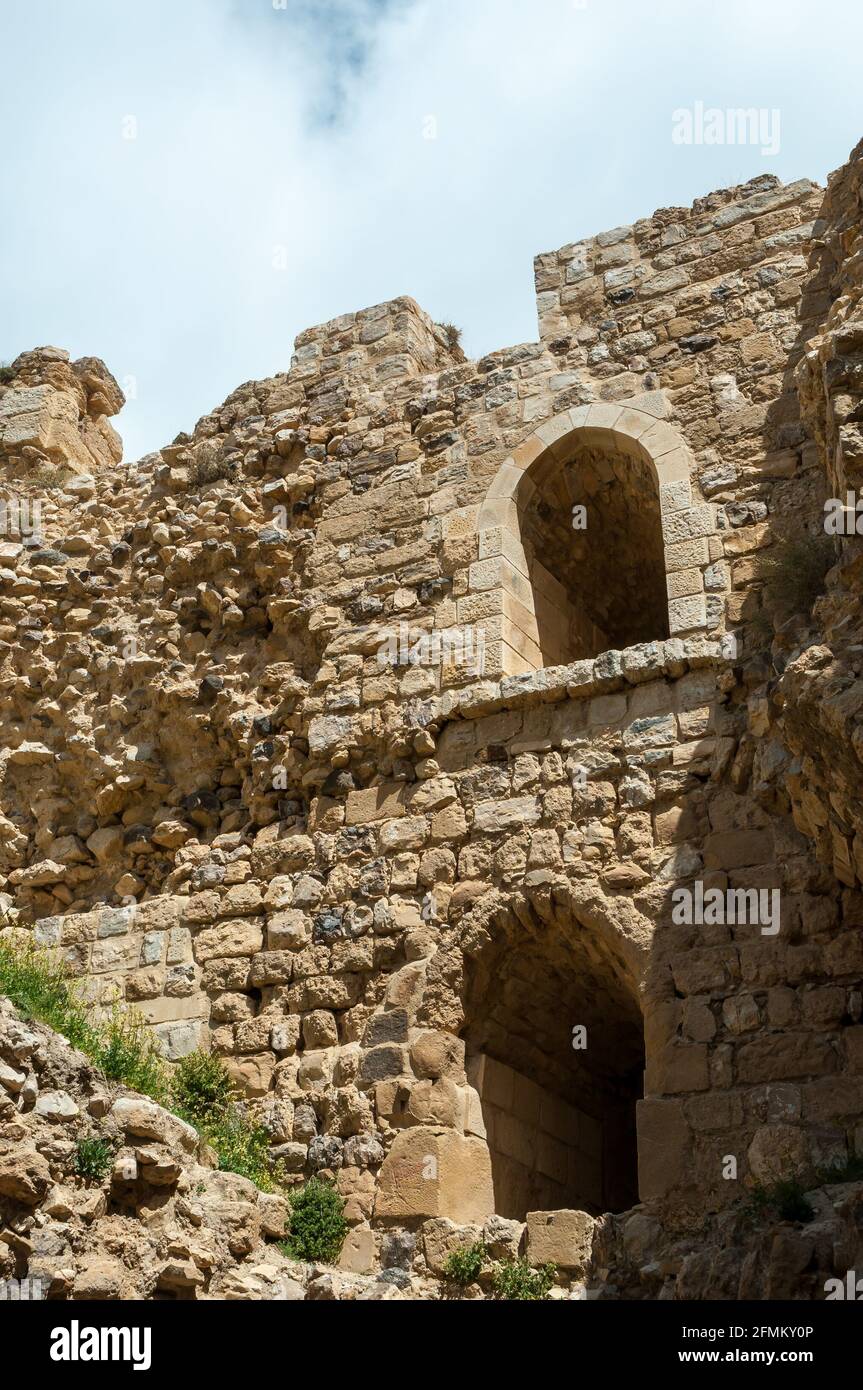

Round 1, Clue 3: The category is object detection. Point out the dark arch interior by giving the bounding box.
[520,440,670,666]
[461,904,644,1220]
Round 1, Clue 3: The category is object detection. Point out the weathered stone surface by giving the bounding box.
[0,147,862,1305]
[525,1208,595,1273]
[375,1128,494,1223]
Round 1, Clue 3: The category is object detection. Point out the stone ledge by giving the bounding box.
[306,637,735,753]
[434,635,732,724]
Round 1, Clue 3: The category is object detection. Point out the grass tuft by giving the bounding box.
[0,936,286,1197]
[74,1135,115,1183]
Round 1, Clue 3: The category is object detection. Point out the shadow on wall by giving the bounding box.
[460,899,644,1221]
[521,439,670,665]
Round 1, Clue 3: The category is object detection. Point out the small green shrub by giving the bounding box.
[282,1177,348,1262]
[97,1007,168,1103]
[171,1050,234,1125]
[0,937,287,1198]
[491,1257,556,1301]
[74,1136,114,1183]
[443,1241,485,1286]
[813,1155,863,1185]
[744,1179,815,1225]
[0,363,15,385]
[761,533,833,623]
[0,938,99,1054]
[189,452,235,488]
[207,1110,282,1192]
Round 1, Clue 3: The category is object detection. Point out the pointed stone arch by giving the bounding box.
[470,400,717,677]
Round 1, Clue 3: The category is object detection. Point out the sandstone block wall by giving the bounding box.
[34,897,207,1060]
[1,147,863,1270]
[0,348,124,482]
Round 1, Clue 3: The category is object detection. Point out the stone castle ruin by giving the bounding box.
[1,138,863,1299]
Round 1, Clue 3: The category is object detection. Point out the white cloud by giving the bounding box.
[1,0,861,460]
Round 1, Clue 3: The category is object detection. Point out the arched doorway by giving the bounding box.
[459,894,644,1219]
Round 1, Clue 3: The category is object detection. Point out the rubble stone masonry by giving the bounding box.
[1,139,863,1298]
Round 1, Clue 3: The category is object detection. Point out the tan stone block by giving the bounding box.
[636,1097,692,1199]
[525,1208,595,1273]
[410,1031,466,1081]
[193,918,264,961]
[668,595,707,632]
[421,1217,483,1274]
[747,1124,809,1183]
[476,496,519,531]
[486,460,524,499]
[535,414,573,448]
[441,505,480,539]
[477,526,531,577]
[736,1033,838,1085]
[663,505,716,546]
[536,1132,569,1185]
[648,1042,710,1094]
[665,537,709,572]
[375,1128,494,1223]
[722,522,771,556]
[666,566,703,599]
[429,803,468,843]
[224,1053,276,1098]
[512,435,545,469]
[704,828,773,869]
[338,1227,376,1273]
[345,783,408,825]
[614,406,656,442]
[137,994,207,1026]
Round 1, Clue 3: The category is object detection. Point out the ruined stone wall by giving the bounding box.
[0,348,124,482]
[1,152,863,1289]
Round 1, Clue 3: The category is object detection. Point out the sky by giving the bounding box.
[1,0,861,463]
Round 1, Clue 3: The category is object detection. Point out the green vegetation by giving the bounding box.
[206,1108,284,1191]
[0,935,108,1055]
[743,1178,815,1225]
[0,936,285,1195]
[0,363,15,385]
[280,1177,348,1263]
[189,451,236,488]
[171,1048,234,1126]
[74,1136,114,1183]
[99,1006,168,1102]
[815,1154,863,1184]
[491,1257,556,1301]
[443,1240,486,1287]
[742,1154,863,1227]
[758,533,834,630]
[169,1048,282,1190]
